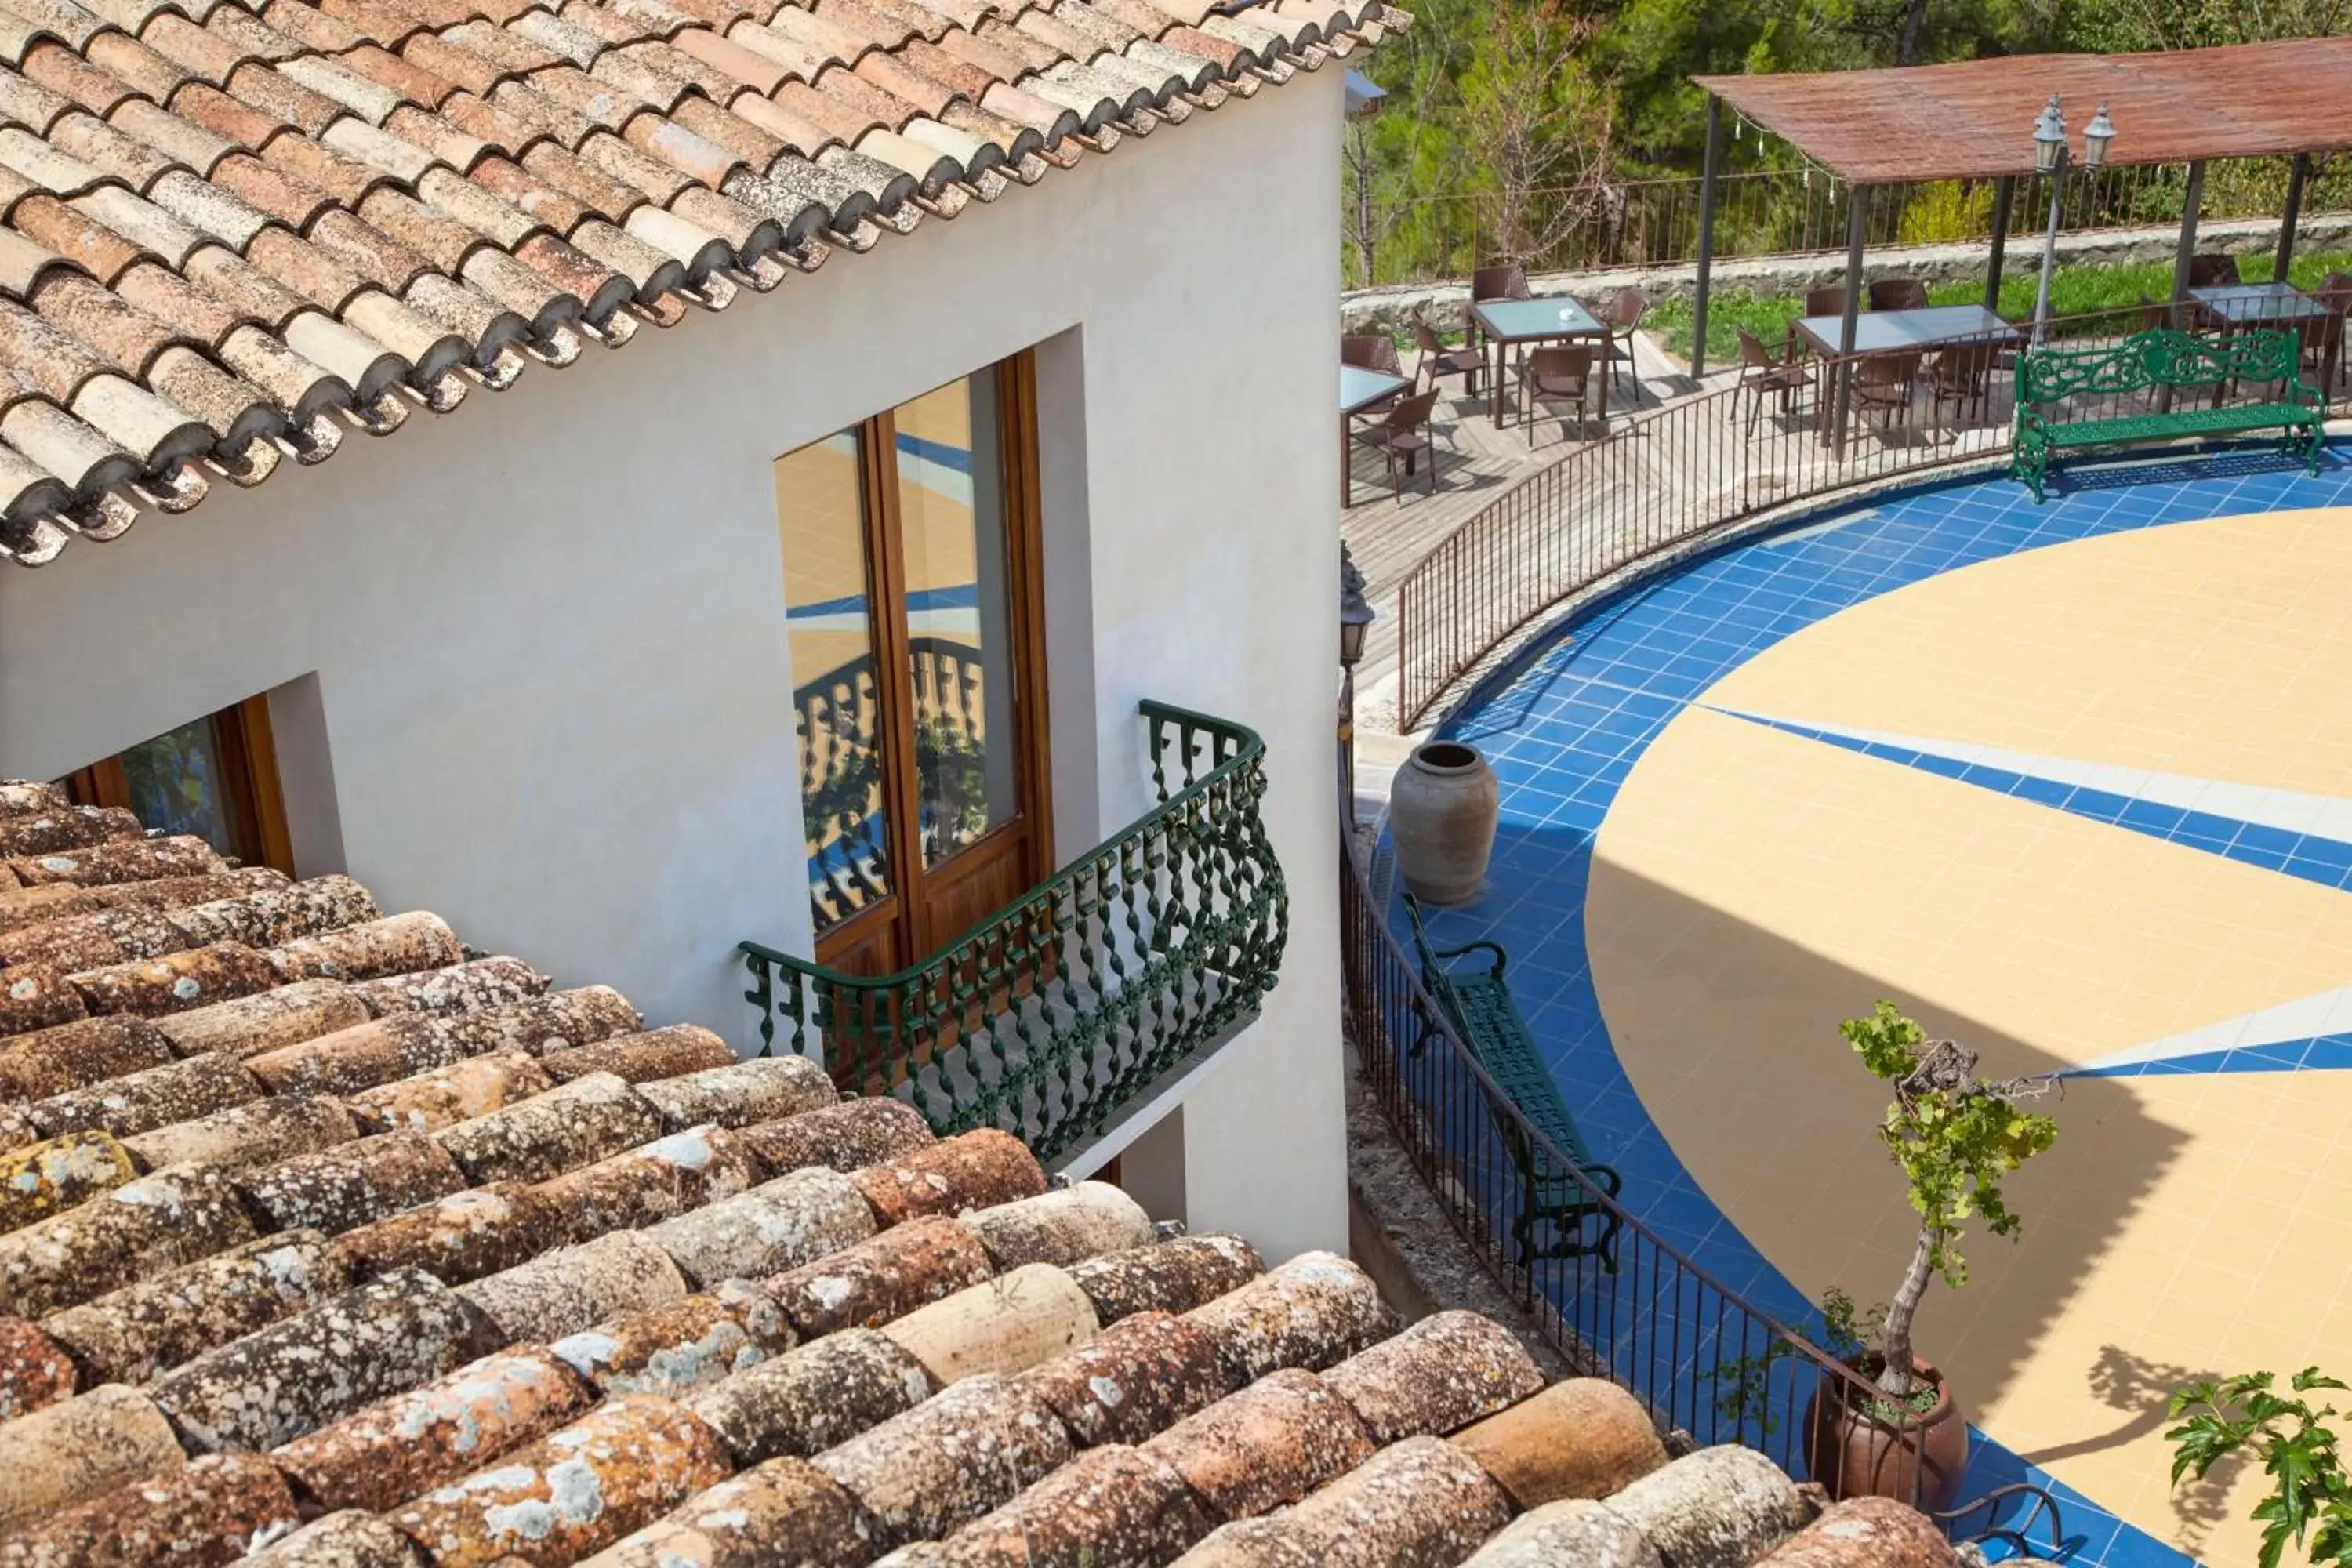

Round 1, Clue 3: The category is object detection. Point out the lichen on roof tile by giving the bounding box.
[270,1346,598,1513]
[1012,1308,1236,1448]
[40,1226,345,1383]
[685,1324,932,1465]
[433,1069,662,1185]
[0,1381,184,1530]
[148,1265,479,1451]
[388,1392,732,1566]
[761,1210,991,1339]
[535,1022,733,1083]
[813,1370,1073,1552]
[547,1277,793,1398]
[0,1447,303,1568]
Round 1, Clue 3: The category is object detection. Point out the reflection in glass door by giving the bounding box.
[777,352,1049,975]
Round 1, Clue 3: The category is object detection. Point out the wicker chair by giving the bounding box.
[2315,272,2352,387]
[1592,290,1650,406]
[2188,253,2241,288]
[1923,336,2001,425]
[1517,346,1594,445]
[1411,318,1485,398]
[1735,328,1811,432]
[1469,263,1533,379]
[1356,387,1443,500]
[1341,335,1403,377]
[1867,277,1930,312]
[1853,351,1923,430]
[1791,286,1849,358]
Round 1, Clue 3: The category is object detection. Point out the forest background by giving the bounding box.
[1345,0,2352,288]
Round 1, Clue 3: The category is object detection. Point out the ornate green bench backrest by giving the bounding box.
[2018,328,2301,406]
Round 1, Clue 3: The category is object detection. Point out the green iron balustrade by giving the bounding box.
[742,701,1288,1164]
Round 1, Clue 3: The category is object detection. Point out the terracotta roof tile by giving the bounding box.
[18,40,138,114]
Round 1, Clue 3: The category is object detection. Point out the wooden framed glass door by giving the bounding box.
[778,350,1052,975]
[60,696,294,874]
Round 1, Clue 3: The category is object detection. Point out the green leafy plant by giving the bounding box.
[1842,1002,2060,1399]
[2169,1369,2352,1568]
[1715,1287,1883,1434]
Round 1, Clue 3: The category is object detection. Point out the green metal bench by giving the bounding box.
[1403,894,1623,1272]
[2012,327,2325,503]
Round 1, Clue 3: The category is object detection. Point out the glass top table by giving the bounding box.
[1792,303,2018,358]
[1340,364,1411,417]
[2189,282,2331,325]
[1471,297,1613,423]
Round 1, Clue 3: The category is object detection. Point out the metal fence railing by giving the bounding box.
[1341,783,1955,1503]
[744,701,1288,1164]
[1349,156,2352,288]
[1396,307,2350,728]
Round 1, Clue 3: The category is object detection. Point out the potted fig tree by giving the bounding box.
[1801,1002,2060,1511]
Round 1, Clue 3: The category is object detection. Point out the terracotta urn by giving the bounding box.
[1800,1356,1970,1514]
[1390,741,1500,906]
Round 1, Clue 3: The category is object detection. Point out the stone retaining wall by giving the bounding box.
[1342,211,2352,337]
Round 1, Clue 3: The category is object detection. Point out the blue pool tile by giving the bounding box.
[1398,456,2352,1568]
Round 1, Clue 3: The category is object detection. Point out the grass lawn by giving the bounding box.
[1648,249,2352,366]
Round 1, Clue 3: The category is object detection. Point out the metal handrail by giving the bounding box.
[1396,302,2349,728]
[742,700,1289,1164]
[1340,796,1940,1500]
[1348,158,2352,288]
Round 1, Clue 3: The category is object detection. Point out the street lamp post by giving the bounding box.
[2029,96,2114,349]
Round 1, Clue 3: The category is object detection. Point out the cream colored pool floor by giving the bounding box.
[1406,456,2352,1568]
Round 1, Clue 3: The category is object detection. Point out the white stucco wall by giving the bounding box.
[0,68,1349,1258]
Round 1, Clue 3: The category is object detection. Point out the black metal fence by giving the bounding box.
[1350,157,2352,288]
[1341,793,1947,1500]
[1397,307,2349,727]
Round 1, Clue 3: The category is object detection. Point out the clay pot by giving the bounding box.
[1391,742,1499,906]
[1800,1356,1969,1513]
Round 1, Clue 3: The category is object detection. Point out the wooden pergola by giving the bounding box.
[1686,38,2352,391]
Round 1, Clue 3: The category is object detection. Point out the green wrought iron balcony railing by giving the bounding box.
[741,701,1288,1165]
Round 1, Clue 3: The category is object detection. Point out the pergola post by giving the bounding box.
[1690,93,1725,379]
[2276,152,2311,284]
[2169,158,2208,328]
[1832,185,1869,456]
[1984,176,2015,313]
[2159,159,2206,416]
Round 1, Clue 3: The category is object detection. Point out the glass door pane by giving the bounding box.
[120,716,238,853]
[891,373,1024,868]
[778,430,894,938]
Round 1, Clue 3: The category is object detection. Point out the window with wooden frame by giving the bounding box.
[776,350,1054,977]
[60,695,295,875]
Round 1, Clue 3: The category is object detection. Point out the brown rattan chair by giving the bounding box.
[1735,328,1811,432]
[2188,253,2241,288]
[1517,346,1594,445]
[1468,263,1534,383]
[1790,286,1849,358]
[1595,289,1650,405]
[2315,271,2352,387]
[1867,277,1929,312]
[1341,334,1403,377]
[1922,336,2001,425]
[2293,310,2341,393]
[1472,264,1532,307]
[1358,387,1442,500]
[1853,350,1922,430]
[1411,317,1485,397]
